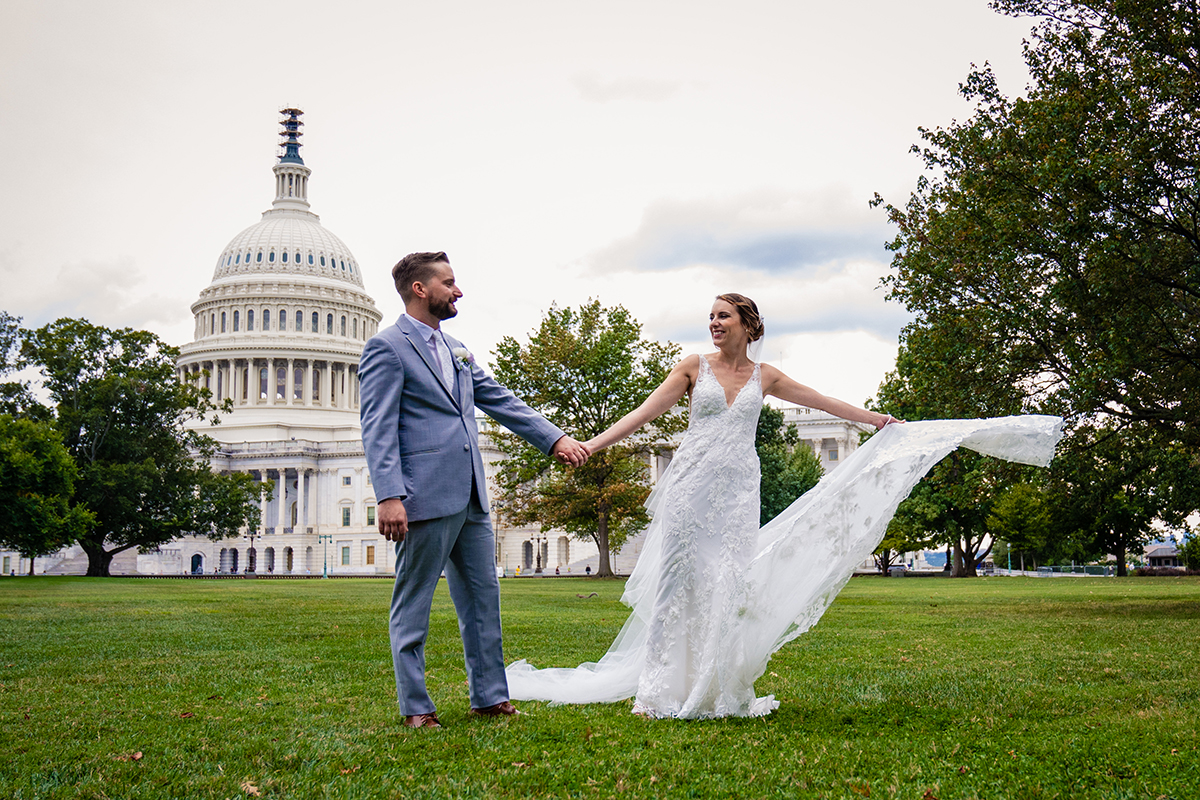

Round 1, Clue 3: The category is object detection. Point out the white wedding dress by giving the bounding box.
[507,356,1063,718]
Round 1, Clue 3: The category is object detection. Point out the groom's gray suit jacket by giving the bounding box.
[359,315,565,520]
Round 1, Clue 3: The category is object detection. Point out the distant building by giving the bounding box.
[1145,542,1182,568]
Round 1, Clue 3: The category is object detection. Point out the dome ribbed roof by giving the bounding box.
[212,210,365,288]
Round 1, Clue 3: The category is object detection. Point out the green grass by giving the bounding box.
[1,576,1198,799]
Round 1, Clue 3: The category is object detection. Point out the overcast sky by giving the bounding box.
[0,0,1036,406]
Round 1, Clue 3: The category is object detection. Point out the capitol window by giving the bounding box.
[259,367,268,399]
[352,318,358,338]
[233,310,240,331]
[268,252,275,263]
[326,313,333,334]
[320,255,326,266]
[256,252,262,263]
[340,260,345,270]
[295,310,302,331]
[294,252,300,263]
[311,312,318,333]
[247,310,255,331]
[221,312,226,333]
[235,253,240,264]
[349,263,354,274]
[279,308,287,330]
[312,370,320,399]
[263,309,270,331]
[276,367,286,400]
[226,255,232,266]
[293,367,303,400]
[308,254,314,265]
[340,316,346,336]
[282,251,288,263]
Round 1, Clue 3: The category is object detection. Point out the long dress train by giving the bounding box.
[506,356,1063,718]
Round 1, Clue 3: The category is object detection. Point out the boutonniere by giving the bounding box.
[451,347,475,370]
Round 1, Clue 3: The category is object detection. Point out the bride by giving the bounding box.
[506,293,1063,719]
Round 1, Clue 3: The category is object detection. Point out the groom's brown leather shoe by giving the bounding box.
[403,712,442,729]
[469,701,521,717]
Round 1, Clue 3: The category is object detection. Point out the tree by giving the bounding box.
[1180,532,1200,572]
[489,301,685,577]
[987,482,1053,571]
[756,404,823,524]
[871,328,1033,577]
[19,318,263,576]
[0,415,93,573]
[1041,423,1200,576]
[874,1,1200,448]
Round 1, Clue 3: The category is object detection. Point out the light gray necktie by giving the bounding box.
[432,332,455,389]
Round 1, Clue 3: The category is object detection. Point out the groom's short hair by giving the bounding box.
[393,251,450,303]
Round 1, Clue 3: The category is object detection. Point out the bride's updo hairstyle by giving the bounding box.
[716,293,764,342]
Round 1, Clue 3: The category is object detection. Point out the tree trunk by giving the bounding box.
[1115,543,1127,577]
[952,539,967,577]
[80,538,114,577]
[28,557,35,576]
[594,512,614,577]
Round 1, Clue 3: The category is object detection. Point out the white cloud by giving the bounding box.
[0,252,186,332]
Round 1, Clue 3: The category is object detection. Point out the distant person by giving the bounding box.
[585,565,591,576]
[360,251,589,730]
[507,293,1062,719]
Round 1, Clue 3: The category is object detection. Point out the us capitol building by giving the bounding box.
[3,110,873,578]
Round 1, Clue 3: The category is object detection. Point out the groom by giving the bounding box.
[359,251,589,729]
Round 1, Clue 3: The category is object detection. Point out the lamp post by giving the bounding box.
[318,533,332,579]
[533,530,546,574]
[245,530,258,575]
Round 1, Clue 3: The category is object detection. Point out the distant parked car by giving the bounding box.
[888,565,907,577]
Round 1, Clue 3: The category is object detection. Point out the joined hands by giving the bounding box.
[551,436,591,467]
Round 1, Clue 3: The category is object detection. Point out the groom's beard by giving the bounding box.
[430,298,458,320]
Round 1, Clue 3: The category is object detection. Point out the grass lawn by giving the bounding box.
[1,575,1198,799]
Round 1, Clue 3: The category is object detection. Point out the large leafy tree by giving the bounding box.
[490,301,684,577]
[755,404,823,524]
[872,328,1034,577]
[0,415,93,572]
[19,318,263,576]
[875,0,1200,447]
[1042,423,1200,575]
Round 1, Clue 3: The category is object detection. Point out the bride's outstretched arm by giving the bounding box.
[584,355,697,452]
[761,364,898,430]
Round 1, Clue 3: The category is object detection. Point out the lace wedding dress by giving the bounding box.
[507,356,1063,718]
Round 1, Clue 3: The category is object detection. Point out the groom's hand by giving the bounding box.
[378,498,409,542]
[551,436,590,467]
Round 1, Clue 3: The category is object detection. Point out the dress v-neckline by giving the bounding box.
[700,355,758,410]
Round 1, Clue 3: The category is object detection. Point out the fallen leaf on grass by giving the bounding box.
[511,762,529,768]
[340,766,360,775]
[241,780,261,796]
[922,791,938,800]
[583,727,593,741]
[179,712,195,718]
[959,766,968,774]
[115,752,143,762]
[848,780,870,796]
[206,694,222,700]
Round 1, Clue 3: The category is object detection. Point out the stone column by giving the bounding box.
[296,468,306,533]
[286,358,295,406]
[259,471,268,533]
[266,359,276,406]
[323,362,332,408]
[276,469,287,532]
[302,361,312,407]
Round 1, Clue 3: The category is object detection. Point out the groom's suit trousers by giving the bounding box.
[389,491,507,715]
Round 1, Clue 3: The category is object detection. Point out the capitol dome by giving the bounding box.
[178,108,382,434]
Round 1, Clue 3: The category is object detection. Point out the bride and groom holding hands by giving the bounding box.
[360,251,1063,727]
